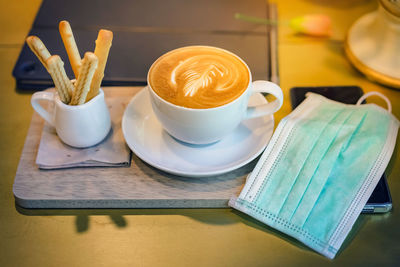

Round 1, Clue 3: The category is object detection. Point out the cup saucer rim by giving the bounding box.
[122,87,274,178]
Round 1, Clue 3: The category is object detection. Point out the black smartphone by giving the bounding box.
[290,86,392,213]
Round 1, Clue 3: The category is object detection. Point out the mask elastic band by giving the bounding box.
[356,91,392,113]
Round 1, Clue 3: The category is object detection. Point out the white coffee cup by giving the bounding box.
[31,89,111,148]
[147,46,284,145]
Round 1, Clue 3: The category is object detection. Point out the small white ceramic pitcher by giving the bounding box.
[31,89,111,148]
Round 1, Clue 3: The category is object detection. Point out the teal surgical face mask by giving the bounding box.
[230,92,399,259]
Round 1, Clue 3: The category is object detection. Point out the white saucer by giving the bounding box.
[122,87,274,177]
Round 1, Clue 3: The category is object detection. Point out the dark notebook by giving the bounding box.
[13,0,276,90]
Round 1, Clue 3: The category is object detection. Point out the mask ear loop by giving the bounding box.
[356,91,392,113]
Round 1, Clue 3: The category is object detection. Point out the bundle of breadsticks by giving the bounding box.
[26,21,113,105]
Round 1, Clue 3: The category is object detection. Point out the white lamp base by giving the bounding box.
[345,5,400,88]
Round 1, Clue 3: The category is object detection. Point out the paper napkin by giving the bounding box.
[36,95,131,169]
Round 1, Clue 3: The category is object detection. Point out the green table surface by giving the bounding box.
[1,0,399,266]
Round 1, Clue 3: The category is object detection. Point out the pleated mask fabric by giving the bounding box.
[229,92,399,259]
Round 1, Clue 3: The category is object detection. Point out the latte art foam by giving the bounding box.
[149,46,249,109]
[171,55,239,97]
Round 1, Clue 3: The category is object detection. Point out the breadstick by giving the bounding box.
[26,36,51,69]
[70,52,98,105]
[46,55,74,104]
[59,20,81,79]
[86,29,113,102]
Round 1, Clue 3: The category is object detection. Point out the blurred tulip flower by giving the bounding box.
[289,15,332,37]
[235,13,332,37]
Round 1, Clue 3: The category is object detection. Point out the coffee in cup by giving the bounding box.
[148,46,250,109]
[147,46,283,144]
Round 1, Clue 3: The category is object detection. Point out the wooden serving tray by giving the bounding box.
[13,87,253,209]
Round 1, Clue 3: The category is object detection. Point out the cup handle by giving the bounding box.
[31,91,55,126]
[245,80,283,119]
